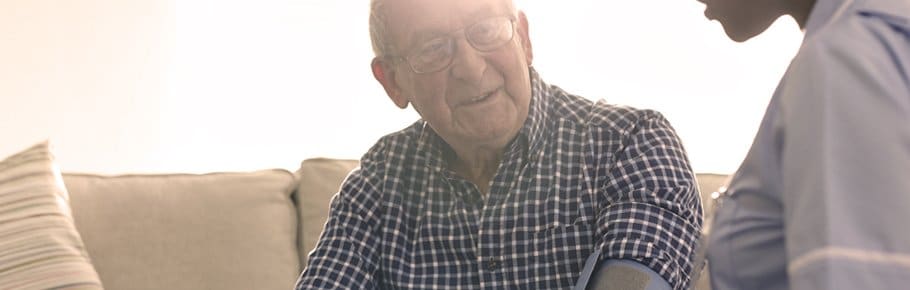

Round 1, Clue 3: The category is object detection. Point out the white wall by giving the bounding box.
[0,0,802,174]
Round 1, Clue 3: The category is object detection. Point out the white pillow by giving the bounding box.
[0,142,102,290]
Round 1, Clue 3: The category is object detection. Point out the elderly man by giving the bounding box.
[295,0,702,289]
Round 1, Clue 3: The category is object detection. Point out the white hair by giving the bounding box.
[368,0,391,58]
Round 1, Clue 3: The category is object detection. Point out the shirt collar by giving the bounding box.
[522,67,551,161]
[805,0,910,39]
[416,67,552,173]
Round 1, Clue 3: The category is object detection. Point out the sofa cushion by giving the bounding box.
[693,173,729,290]
[63,169,299,290]
[294,158,359,268]
[0,142,102,289]
[694,173,728,230]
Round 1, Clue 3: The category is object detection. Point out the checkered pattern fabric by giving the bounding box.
[296,69,702,290]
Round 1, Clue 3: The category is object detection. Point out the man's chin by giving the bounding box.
[469,129,516,146]
[457,127,519,150]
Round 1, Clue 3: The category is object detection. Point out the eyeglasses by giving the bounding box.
[396,16,516,74]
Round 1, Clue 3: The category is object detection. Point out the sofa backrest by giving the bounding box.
[60,158,728,290]
[64,170,300,290]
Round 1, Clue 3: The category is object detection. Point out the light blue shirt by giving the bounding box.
[707,0,910,289]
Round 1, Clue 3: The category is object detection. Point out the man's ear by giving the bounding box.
[372,57,409,109]
[517,11,533,66]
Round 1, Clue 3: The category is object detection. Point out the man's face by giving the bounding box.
[380,0,533,151]
[699,0,783,42]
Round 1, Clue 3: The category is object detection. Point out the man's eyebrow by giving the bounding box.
[412,31,446,42]
[404,6,502,48]
[406,30,448,50]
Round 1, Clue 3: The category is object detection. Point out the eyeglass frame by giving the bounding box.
[387,15,519,74]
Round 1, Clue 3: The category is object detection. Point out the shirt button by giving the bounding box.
[486,257,499,271]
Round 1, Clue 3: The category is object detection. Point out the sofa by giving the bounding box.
[9,151,728,290]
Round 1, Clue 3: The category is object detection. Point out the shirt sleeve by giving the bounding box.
[779,14,910,290]
[596,111,703,290]
[294,166,383,289]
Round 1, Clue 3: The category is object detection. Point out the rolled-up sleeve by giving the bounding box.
[295,166,382,289]
[596,111,704,290]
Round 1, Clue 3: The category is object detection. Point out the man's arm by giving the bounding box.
[295,167,382,289]
[593,110,703,290]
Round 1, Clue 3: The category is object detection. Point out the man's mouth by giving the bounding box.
[462,90,495,106]
[469,93,492,103]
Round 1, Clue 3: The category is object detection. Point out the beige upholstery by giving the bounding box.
[63,170,299,290]
[294,158,359,268]
[692,173,728,290]
[694,173,728,229]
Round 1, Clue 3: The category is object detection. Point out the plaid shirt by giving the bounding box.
[296,69,702,290]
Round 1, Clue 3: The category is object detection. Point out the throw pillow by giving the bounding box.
[0,142,103,289]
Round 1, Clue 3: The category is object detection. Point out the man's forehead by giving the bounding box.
[384,0,514,15]
[384,0,514,50]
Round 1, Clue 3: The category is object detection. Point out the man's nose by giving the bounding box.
[448,37,486,82]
